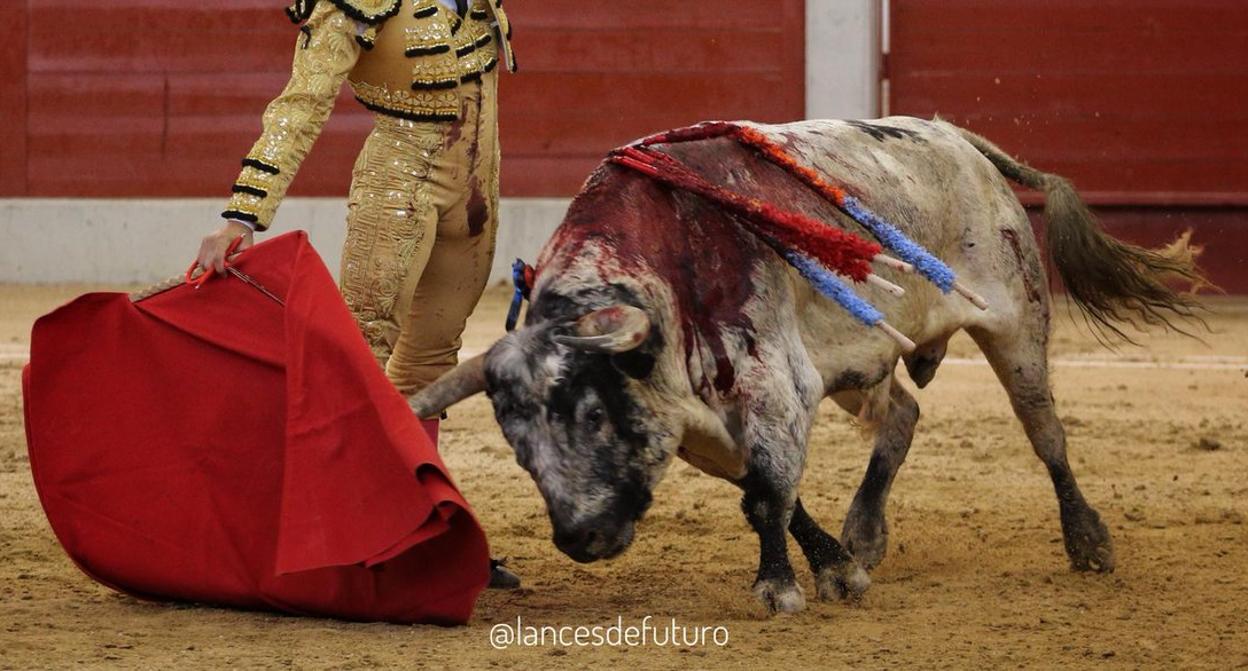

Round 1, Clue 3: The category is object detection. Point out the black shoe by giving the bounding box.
[488,558,521,589]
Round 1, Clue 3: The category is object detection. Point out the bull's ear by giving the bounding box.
[553,305,650,353]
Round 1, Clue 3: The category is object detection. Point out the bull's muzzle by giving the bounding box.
[552,516,636,563]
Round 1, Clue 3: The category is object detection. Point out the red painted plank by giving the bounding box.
[893,1,1248,36]
[892,72,1248,122]
[166,73,303,117]
[27,72,165,115]
[946,118,1248,163]
[27,158,165,197]
[28,149,361,199]
[500,117,700,157]
[780,0,806,124]
[511,28,787,73]
[507,0,794,29]
[1016,192,1248,208]
[0,2,28,196]
[1003,157,1248,194]
[502,72,801,123]
[500,157,606,198]
[166,71,373,196]
[165,72,367,143]
[497,45,805,195]
[26,74,165,170]
[28,2,290,73]
[163,113,369,161]
[890,31,1248,76]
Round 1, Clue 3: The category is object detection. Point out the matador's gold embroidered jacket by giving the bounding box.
[222,0,514,231]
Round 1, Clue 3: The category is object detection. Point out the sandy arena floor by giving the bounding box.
[1,284,1245,670]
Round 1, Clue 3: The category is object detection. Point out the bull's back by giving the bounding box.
[745,117,1020,255]
[737,118,1035,368]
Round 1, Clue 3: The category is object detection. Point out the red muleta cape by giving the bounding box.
[21,231,489,624]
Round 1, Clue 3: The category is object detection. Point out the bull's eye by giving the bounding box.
[585,406,604,426]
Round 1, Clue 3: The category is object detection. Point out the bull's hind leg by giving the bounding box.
[969,326,1115,572]
[840,377,920,570]
[790,497,871,601]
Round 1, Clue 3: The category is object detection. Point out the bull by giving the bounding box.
[409,118,1204,614]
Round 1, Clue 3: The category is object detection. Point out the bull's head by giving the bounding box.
[409,302,674,563]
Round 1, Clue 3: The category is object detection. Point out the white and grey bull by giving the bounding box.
[410,117,1204,614]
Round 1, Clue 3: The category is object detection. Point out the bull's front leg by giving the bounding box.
[730,341,846,614]
[738,468,805,614]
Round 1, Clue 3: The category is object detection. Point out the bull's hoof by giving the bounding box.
[840,506,889,571]
[816,562,871,602]
[488,558,522,589]
[1062,507,1115,573]
[753,578,806,615]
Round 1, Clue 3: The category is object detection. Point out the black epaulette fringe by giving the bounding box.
[231,184,269,198]
[241,158,281,175]
[221,209,260,224]
[406,43,451,57]
[411,78,460,91]
[284,0,401,26]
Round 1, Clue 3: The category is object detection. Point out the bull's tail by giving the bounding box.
[955,125,1210,340]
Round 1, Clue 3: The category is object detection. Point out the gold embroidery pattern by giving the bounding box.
[222,2,361,231]
[450,2,500,81]
[348,0,508,121]
[405,0,452,51]
[406,1,459,89]
[340,115,448,359]
[356,24,379,49]
[457,34,498,80]
[350,80,458,121]
[232,170,275,196]
[489,0,515,71]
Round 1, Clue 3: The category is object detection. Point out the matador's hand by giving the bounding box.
[197,220,255,274]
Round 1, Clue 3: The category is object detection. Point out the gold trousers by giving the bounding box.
[339,70,500,395]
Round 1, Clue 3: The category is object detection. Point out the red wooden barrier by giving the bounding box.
[0,2,27,195]
[889,0,1248,292]
[889,0,1248,198]
[2,0,806,199]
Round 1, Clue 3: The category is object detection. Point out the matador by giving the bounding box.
[195,0,519,587]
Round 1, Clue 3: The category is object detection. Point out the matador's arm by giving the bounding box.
[221,2,364,232]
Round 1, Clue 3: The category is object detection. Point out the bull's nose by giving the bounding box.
[553,526,601,563]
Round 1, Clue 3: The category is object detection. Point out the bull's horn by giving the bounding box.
[407,353,488,419]
[553,305,651,353]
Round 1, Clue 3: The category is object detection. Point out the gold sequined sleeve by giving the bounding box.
[221,3,363,232]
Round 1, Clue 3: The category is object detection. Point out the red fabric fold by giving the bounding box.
[22,231,489,624]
